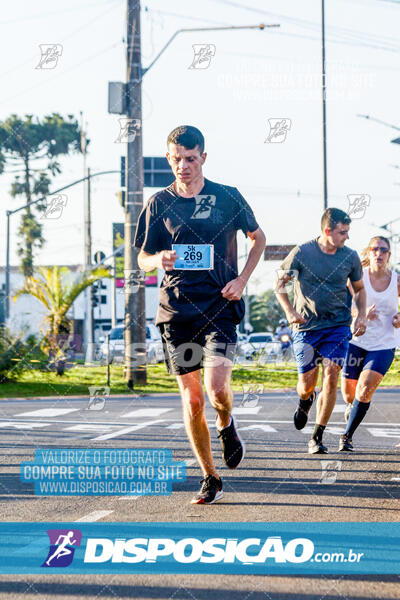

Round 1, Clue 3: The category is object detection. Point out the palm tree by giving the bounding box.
[14,265,110,374]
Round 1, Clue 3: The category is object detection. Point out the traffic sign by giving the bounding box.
[94,251,106,264]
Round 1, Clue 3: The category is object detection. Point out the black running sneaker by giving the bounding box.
[294,391,316,430]
[308,438,328,454]
[338,434,353,452]
[191,475,223,504]
[217,416,245,469]
[344,404,352,424]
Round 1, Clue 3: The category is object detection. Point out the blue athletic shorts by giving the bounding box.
[342,343,395,379]
[292,325,352,374]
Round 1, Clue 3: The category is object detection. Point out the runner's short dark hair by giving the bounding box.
[167,125,205,154]
[321,207,351,231]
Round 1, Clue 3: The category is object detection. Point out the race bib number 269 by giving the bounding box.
[172,244,214,270]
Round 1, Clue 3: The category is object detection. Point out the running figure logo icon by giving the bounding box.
[265,118,292,143]
[347,194,371,219]
[41,194,68,219]
[191,195,216,219]
[42,529,82,567]
[36,44,63,69]
[188,44,216,69]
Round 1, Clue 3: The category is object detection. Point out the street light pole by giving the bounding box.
[321,0,328,210]
[4,169,119,325]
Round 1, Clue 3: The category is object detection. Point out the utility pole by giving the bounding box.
[125,0,146,386]
[84,166,94,362]
[321,0,328,210]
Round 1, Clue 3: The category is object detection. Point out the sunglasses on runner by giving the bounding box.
[370,246,389,253]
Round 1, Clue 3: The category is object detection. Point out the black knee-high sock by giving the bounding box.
[344,399,370,438]
[312,424,326,442]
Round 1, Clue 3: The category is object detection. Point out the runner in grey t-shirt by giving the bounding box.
[275,208,367,454]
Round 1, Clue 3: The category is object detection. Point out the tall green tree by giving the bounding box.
[14,265,110,375]
[0,113,84,276]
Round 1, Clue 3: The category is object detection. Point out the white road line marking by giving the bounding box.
[119,495,140,501]
[91,419,164,441]
[16,408,80,417]
[302,426,344,436]
[240,424,278,433]
[166,423,185,430]
[332,405,346,413]
[122,408,173,418]
[232,407,261,415]
[64,424,114,432]
[0,422,51,430]
[367,428,400,439]
[75,510,113,522]
[185,458,197,466]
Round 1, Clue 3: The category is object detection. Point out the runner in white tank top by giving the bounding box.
[339,236,400,452]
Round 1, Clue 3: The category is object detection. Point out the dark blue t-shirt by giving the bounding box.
[134,178,259,325]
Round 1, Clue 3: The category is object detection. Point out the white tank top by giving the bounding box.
[351,267,399,351]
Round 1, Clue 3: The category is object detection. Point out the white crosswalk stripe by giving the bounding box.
[122,408,173,418]
[16,408,79,418]
[91,420,164,441]
[232,406,261,415]
[0,422,51,430]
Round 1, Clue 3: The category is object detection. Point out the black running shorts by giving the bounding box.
[158,312,237,376]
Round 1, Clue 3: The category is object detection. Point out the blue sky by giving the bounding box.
[1,0,400,293]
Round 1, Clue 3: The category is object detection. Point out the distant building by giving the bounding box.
[0,265,159,340]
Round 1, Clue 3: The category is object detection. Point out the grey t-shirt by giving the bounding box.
[280,238,363,332]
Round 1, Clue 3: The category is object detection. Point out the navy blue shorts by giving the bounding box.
[342,343,395,379]
[292,325,352,374]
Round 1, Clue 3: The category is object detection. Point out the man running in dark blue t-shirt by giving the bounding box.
[134,125,266,504]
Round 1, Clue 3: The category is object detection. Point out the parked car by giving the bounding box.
[240,332,281,361]
[99,324,164,364]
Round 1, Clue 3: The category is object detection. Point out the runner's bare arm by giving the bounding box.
[274,272,306,325]
[392,275,400,328]
[349,278,367,336]
[138,249,177,272]
[221,227,266,301]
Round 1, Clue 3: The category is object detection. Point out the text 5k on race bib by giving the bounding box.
[172,244,214,270]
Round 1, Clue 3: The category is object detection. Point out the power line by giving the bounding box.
[209,0,400,52]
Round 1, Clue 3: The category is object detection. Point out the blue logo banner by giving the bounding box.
[1,522,399,574]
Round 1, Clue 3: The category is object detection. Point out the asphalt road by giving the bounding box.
[0,388,400,599]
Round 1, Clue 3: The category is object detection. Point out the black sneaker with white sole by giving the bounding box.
[294,391,316,430]
[217,416,245,469]
[191,475,223,504]
[338,434,354,452]
[308,438,328,454]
